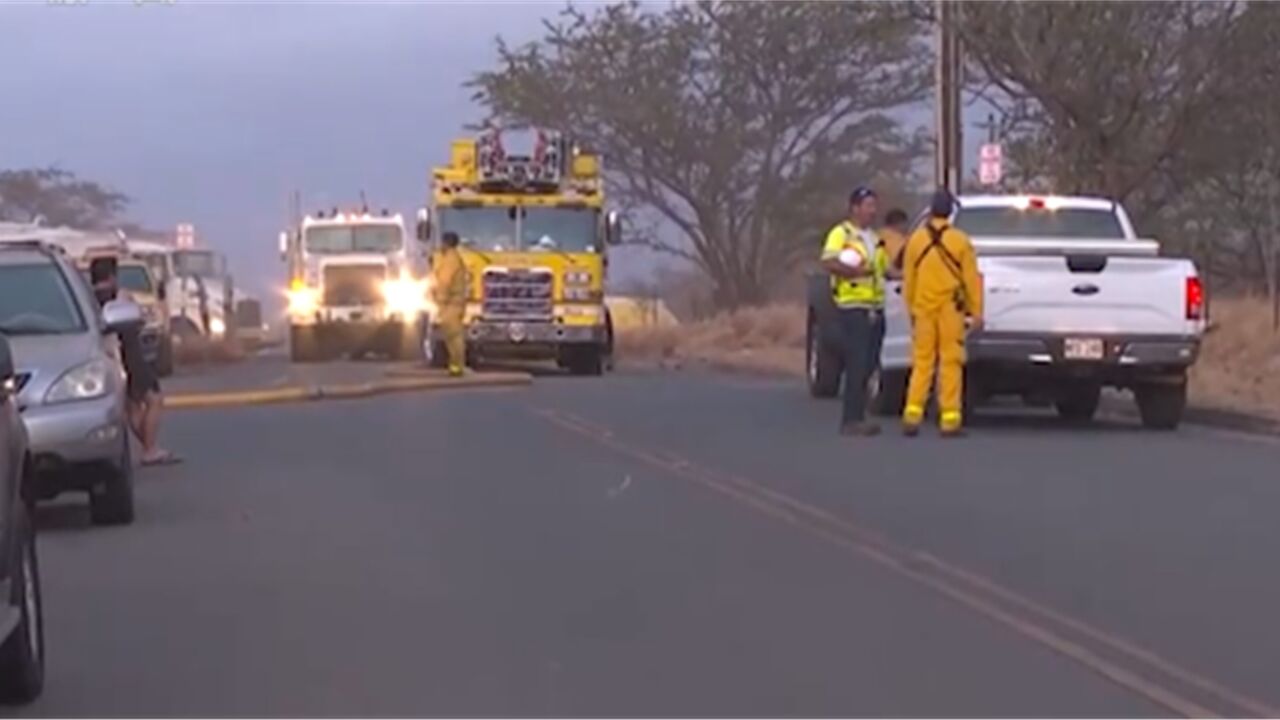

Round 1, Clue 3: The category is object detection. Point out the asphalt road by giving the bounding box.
[13,367,1280,717]
[163,351,407,395]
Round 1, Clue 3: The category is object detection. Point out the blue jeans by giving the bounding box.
[839,307,885,426]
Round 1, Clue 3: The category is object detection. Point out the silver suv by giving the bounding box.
[0,333,43,703]
[0,243,140,525]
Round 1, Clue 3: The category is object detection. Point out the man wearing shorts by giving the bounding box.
[89,257,181,466]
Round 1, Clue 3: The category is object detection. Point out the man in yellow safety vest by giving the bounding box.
[820,186,889,436]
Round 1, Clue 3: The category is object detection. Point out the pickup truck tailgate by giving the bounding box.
[980,255,1195,336]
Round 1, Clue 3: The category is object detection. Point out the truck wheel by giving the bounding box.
[1055,384,1101,424]
[806,317,843,399]
[89,434,135,527]
[603,320,616,372]
[870,368,908,417]
[568,347,604,376]
[289,325,320,363]
[1136,381,1186,430]
[0,505,43,704]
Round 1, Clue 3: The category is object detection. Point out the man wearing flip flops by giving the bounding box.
[89,257,182,467]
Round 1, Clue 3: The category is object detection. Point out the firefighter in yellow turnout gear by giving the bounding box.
[431,231,468,377]
[902,190,983,437]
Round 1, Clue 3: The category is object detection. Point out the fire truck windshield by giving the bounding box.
[304,224,403,254]
[439,207,517,252]
[439,206,597,252]
[521,208,597,253]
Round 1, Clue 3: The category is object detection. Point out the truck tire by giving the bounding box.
[1055,384,1101,424]
[0,505,43,705]
[568,346,604,376]
[870,368,908,417]
[1136,381,1186,430]
[806,317,843,399]
[289,325,320,363]
[89,435,135,527]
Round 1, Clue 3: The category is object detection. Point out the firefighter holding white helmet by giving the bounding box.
[820,186,890,436]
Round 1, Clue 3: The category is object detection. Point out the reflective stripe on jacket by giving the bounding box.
[821,221,887,308]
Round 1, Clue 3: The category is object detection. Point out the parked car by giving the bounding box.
[0,242,140,524]
[0,334,44,703]
[807,195,1205,429]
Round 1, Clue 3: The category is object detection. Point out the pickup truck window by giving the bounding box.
[118,266,154,294]
[954,207,1125,239]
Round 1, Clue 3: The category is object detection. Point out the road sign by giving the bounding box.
[979,143,1003,186]
[979,159,1002,186]
[175,223,195,248]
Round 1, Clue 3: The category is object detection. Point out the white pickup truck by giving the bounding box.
[807,195,1206,429]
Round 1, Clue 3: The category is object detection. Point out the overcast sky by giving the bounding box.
[2,1,986,301]
[1,1,640,299]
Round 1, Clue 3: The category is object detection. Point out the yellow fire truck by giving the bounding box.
[418,128,620,374]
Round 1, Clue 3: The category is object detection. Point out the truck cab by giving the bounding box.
[282,210,426,362]
[422,128,621,375]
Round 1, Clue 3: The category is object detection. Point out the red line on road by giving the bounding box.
[532,405,1277,719]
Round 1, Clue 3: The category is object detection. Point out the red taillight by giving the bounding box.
[1028,197,1046,210]
[1185,276,1204,320]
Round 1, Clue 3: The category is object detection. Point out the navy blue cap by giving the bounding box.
[929,188,955,218]
[849,186,877,205]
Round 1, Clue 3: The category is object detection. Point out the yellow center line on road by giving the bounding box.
[531,405,1278,719]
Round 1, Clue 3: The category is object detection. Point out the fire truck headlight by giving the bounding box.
[209,316,227,338]
[382,278,427,316]
[287,286,319,316]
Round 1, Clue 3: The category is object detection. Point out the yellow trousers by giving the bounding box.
[903,306,966,430]
[438,303,466,372]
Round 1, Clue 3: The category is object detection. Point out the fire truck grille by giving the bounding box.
[482,268,553,319]
[323,264,385,306]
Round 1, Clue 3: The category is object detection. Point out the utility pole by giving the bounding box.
[934,0,963,193]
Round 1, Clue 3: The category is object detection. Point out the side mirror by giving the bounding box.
[605,210,622,246]
[102,299,144,334]
[416,207,432,243]
[0,335,15,401]
[278,231,289,259]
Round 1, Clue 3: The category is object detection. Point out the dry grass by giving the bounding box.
[619,297,1280,420]
[1191,297,1280,419]
[616,303,805,376]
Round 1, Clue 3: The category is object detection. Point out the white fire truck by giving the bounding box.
[280,208,427,362]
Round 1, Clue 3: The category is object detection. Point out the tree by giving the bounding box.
[470,1,928,308]
[0,167,130,229]
[956,2,1241,225]
[1179,2,1280,327]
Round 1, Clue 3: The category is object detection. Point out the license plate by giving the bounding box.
[1064,337,1104,360]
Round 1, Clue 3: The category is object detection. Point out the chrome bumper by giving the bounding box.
[968,332,1200,367]
[461,320,607,345]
